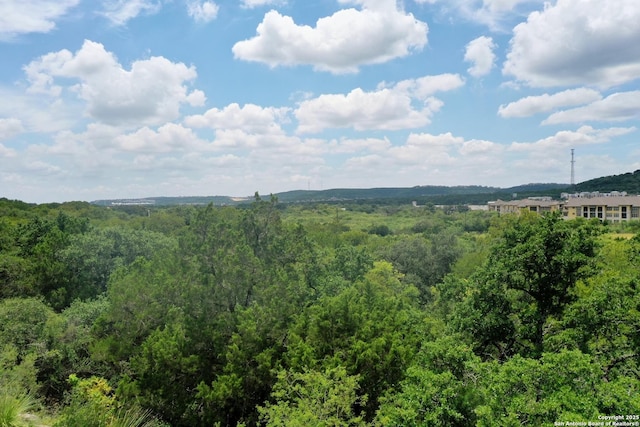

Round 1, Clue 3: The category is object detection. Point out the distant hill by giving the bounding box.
[90,183,568,206]
[274,185,500,203]
[86,171,640,207]
[91,195,249,207]
[573,170,640,194]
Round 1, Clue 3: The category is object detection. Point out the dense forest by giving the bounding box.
[1,196,639,426]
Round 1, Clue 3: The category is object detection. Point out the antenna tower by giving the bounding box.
[570,148,575,186]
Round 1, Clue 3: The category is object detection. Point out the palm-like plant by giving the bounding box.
[0,393,34,427]
[109,407,155,427]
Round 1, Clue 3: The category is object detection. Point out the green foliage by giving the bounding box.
[258,367,366,427]
[127,320,200,424]
[382,231,460,304]
[3,198,640,426]
[456,212,603,359]
[367,224,391,236]
[54,375,158,427]
[58,227,177,302]
[376,336,481,426]
[286,262,424,420]
[475,351,603,426]
[0,298,54,359]
[0,392,34,427]
[38,297,111,401]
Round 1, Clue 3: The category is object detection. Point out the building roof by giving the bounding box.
[490,198,562,208]
[564,196,640,207]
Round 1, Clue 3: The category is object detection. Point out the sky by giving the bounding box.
[1,0,640,203]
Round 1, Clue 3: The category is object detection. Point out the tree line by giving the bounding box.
[0,196,638,426]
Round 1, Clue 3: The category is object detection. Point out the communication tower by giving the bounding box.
[571,148,575,186]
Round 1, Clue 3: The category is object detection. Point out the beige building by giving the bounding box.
[563,196,640,222]
[488,198,563,215]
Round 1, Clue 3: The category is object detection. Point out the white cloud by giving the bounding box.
[114,123,209,153]
[464,36,496,77]
[295,88,435,133]
[338,131,505,188]
[185,103,290,134]
[504,0,640,88]
[296,74,463,133]
[498,88,602,118]
[387,132,462,166]
[543,91,640,125]
[0,89,79,133]
[100,0,163,26]
[232,2,428,73]
[459,138,498,155]
[482,0,535,13]
[24,40,205,127]
[0,143,16,158]
[186,1,219,23]
[0,118,24,140]
[510,126,636,152]
[240,0,286,8]
[0,0,80,39]
[391,73,466,100]
[416,0,544,30]
[329,137,391,154]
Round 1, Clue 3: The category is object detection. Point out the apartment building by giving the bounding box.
[563,196,640,222]
[487,198,563,215]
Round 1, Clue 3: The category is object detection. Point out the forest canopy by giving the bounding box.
[0,197,639,426]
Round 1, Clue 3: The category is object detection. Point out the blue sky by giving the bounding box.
[1,0,639,203]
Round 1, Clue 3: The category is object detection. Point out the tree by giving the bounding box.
[461,213,602,358]
[474,351,607,426]
[375,336,481,427]
[285,262,424,420]
[383,231,460,304]
[258,367,366,427]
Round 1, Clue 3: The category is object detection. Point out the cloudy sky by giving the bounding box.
[1,0,639,202]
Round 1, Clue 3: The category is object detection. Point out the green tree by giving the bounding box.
[375,336,481,427]
[475,351,605,426]
[258,367,366,427]
[458,213,602,358]
[285,262,424,420]
[383,231,460,304]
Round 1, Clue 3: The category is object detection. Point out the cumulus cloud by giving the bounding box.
[23,40,205,127]
[0,118,24,140]
[510,126,636,152]
[186,1,219,23]
[0,89,81,134]
[543,91,640,125]
[391,73,466,99]
[464,36,496,77]
[498,88,602,118]
[185,103,290,134]
[504,0,640,88]
[337,131,506,189]
[329,137,391,154]
[296,74,463,133]
[232,1,428,73]
[114,123,209,153]
[101,0,162,25]
[0,0,80,39]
